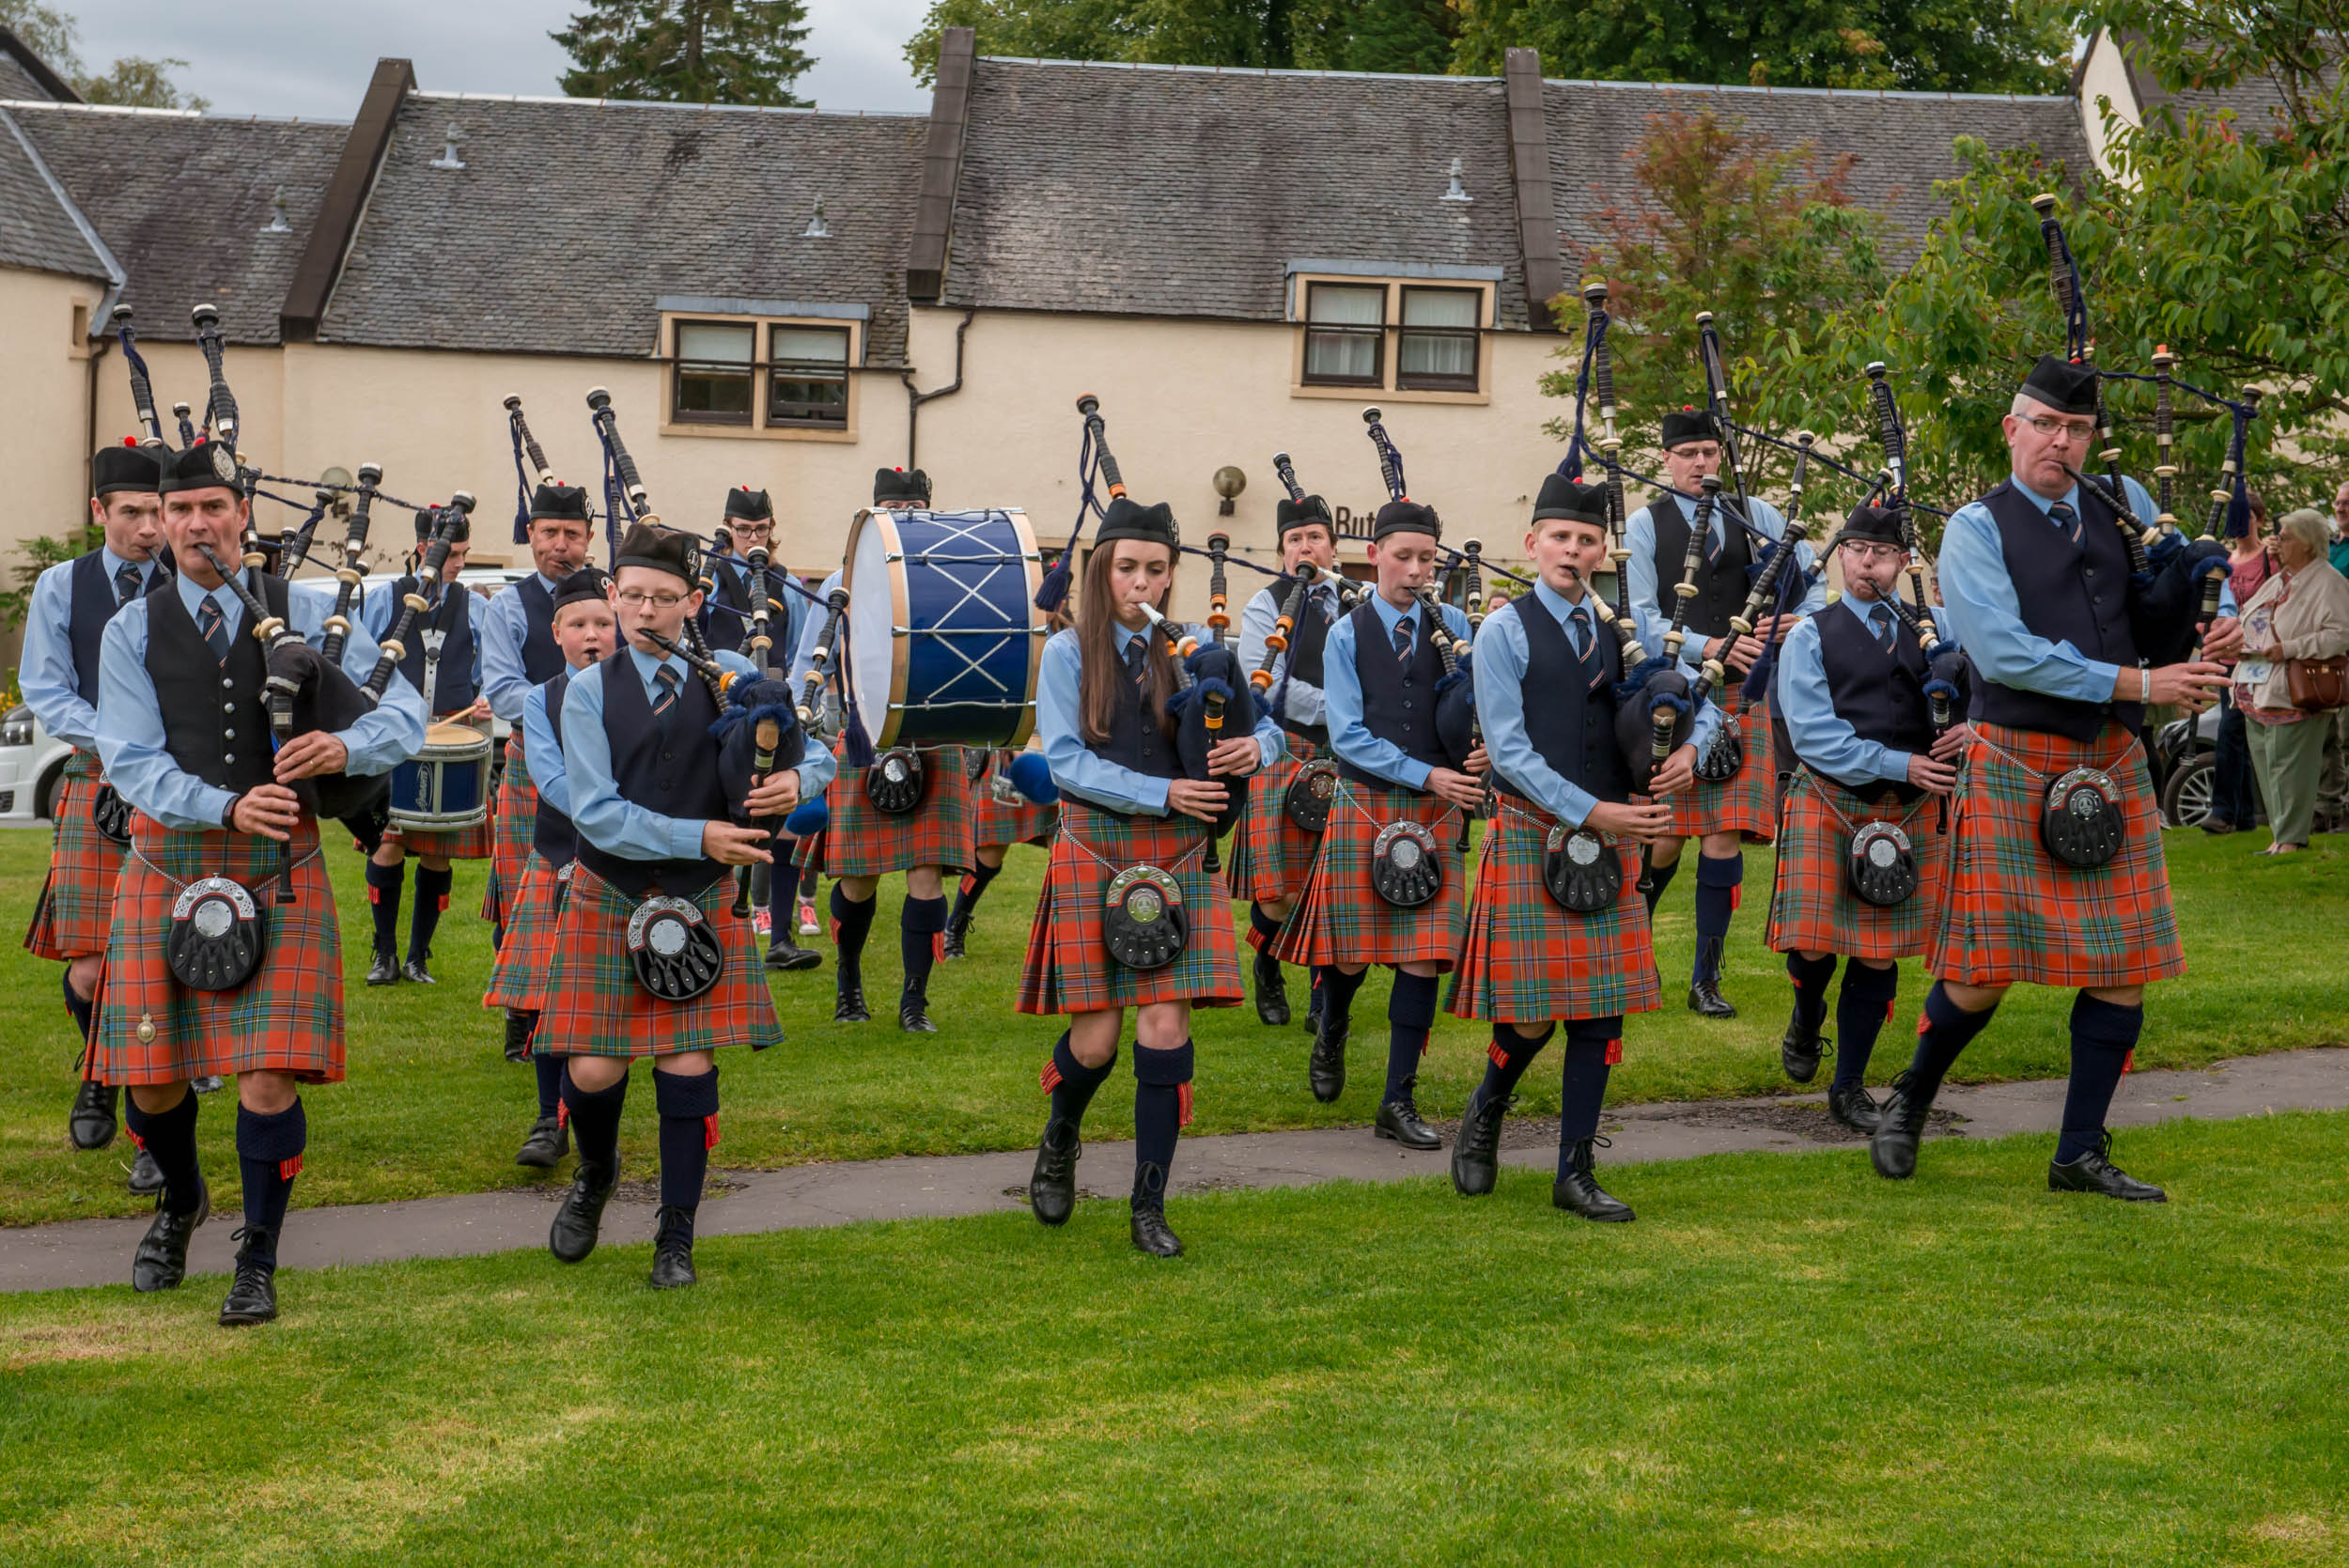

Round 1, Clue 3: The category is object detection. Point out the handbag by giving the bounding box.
[2284,655,2349,712]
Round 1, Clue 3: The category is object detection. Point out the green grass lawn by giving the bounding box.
[4,1111,2346,1565]
[2,826,2343,1227]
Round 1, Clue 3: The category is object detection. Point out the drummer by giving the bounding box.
[787,467,976,1031]
[360,505,491,986]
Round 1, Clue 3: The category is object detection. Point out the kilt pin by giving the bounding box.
[1766,768,1949,962]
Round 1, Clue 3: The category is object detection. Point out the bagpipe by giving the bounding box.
[1361,407,1477,777]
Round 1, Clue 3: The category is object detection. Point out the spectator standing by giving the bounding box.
[2235,508,2349,854]
[2204,493,2273,834]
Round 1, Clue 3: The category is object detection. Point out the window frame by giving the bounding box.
[1286,273,1497,405]
[1394,286,1484,394]
[765,322,853,429]
[656,309,865,442]
[1300,282,1388,390]
[669,318,759,427]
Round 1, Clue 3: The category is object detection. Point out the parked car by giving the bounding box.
[0,705,76,824]
[2152,704,2266,829]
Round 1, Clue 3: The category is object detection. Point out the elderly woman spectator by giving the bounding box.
[2204,491,2274,834]
[2235,507,2349,854]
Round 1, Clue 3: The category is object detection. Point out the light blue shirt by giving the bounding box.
[1474,579,1721,825]
[1938,473,2234,707]
[22,547,165,752]
[560,643,834,862]
[360,571,484,708]
[478,570,567,723]
[1624,491,1827,663]
[1035,623,1284,816]
[97,571,428,831]
[789,567,846,688]
[1777,593,1957,789]
[521,675,573,820]
[703,557,810,675]
[1322,591,1474,792]
[1237,577,1345,729]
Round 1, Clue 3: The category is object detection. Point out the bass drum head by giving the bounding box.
[843,508,907,752]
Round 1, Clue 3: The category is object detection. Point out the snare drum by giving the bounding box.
[389,720,494,832]
[844,507,1048,750]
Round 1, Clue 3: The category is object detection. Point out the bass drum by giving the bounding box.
[844,507,1050,751]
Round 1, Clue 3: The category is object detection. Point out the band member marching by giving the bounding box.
[1872,356,2238,1199]
[1766,505,1968,1132]
[359,505,492,985]
[534,523,832,1287]
[1230,487,1347,1029]
[1623,407,1823,1017]
[1270,498,1485,1146]
[1019,494,1278,1257]
[1449,476,1713,1219]
[24,443,170,1180]
[91,443,426,1324]
[946,735,1059,960]
[480,566,615,1168]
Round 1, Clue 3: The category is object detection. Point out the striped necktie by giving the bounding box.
[1870,604,1895,652]
[114,562,143,608]
[651,663,681,717]
[1392,615,1414,665]
[1567,605,1592,660]
[2049,500,2081,545]
[196,597,230,664]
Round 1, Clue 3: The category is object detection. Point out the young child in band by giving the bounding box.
[1271,500,1485,1147]
[1448,477,1710,1219]
[481,567,614,1169]
[1019,497,1279,1257]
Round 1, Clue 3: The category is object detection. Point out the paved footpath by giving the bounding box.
[5,1048,2344,1294]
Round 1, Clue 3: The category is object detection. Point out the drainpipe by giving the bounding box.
[899,308,975,469]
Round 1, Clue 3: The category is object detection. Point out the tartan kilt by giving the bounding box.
[483,735,537,924]
[1447,799,1661,1024]
[1271,777,1468,971]
[1926,720,2185,988]
[1766,769,1948,961]
[969,749,1057,848]
[24,751,127,962]
[1017,802,1242,1015]
[482,851,572,1012]
[1226,735,1323,925]
[533,866,784,1058]
[1663,697,1780,842]
[382,812,495,861]
[91,815,344,1086]
[796,743,975,878]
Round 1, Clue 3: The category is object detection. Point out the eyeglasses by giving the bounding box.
[614,590,685,609]
[1839,542,1906,564]
[2025,415,2097,442]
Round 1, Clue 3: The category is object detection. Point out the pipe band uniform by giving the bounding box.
[947,741,1061,963]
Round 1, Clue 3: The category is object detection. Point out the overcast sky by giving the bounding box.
[56,0,936,120]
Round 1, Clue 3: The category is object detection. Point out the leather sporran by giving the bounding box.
[91,782,132,846]
[1102,864,1188,970]
[1369,820,1443,908]
[2041,768,2124,869]
[1543,826,1621,913]
[165,876,267,992]
[864,748,926,815]
[627,894,725,1001]
[1694,722,1744,784]
[1283,761,1337,833]
[1845,821,1920,908]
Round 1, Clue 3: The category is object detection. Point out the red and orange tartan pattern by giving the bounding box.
[381,813,495,862]
[483,734,537,925]
[24,750,127,961]
[1224,735,1324,925]
[1661,697,1779,843]
[1446,800,1660,1025]
[91,815,346,1086]
[1271,777,1468,972]
[1766,769,1948,962]
[796,742,976,878]
[1017,802,1243,1015]
[1926,720,2186,988]
[481,851,571,1011]
[969,748,1058,849]
[533,866,784,1058]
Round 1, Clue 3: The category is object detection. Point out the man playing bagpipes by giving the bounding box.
[535,522,832,1287]
[24,442,170,1184]
[788,467,977,1030]
[1271,498,1485,1148]
[1623,406,1824,1018]
[481,566,615,1171]
[477,483,596,947]
[90,442,427,1324]
[1872,355,2238,1201]
[359,503,493,986]
[1448,476,1714,1220]
[1230,487,1349,1030]
[1018,492,1279,1258]
[1766,505,1970,1134]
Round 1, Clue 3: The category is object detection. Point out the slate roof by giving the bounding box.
[317,93,926,363]
[941,58,1536,328]
[0,109,111,281]
[8,103,346,343]
[0,26,73,103]
[1542,79,2095,272]
[0,52,53,103]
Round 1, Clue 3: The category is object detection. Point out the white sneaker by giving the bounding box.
[752,908,772,936]
[797,900,819,936]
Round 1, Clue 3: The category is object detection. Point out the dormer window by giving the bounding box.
[658,298,866,441]
[1287,264,1499,403]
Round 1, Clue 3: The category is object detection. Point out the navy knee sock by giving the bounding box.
[765,854,796,944]
[1641,849,1681,916]
[365,860,404,958]
[533,1051,564,1119]
[560,1068,630,1172]
[408,864,453,962]
[901,894,948,993]
[654,1067,721,1222]
[1692,853,1743,984]
[60,970,93,1047]
[2057,994,2143,1164]
[1042,1031,1118,1128]
[1383,970,1439,1103]
[1132,1039,1194,1194]
[1901,982,1999,1106]
[1479,1021,1555,1101]
[1558,1017,1621,1150]
[1832,962,1901,1093]
[1786,951,1838,1034]
[1321,965,1369,1030]
[235,1098,306,1259]
[124,1090,201,1216]
[1248,901,1283,954]
[954,862,1001,924]
[831,883,877,967]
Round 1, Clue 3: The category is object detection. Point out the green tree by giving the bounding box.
[1336,0,1459,76]
[0,0,208,109]
[905,0,1359,85]
[2062,0,2344,128]
[555,0,815,106]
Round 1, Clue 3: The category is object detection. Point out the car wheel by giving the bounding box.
[33,760,66,821]
[2161,753,2215,830]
